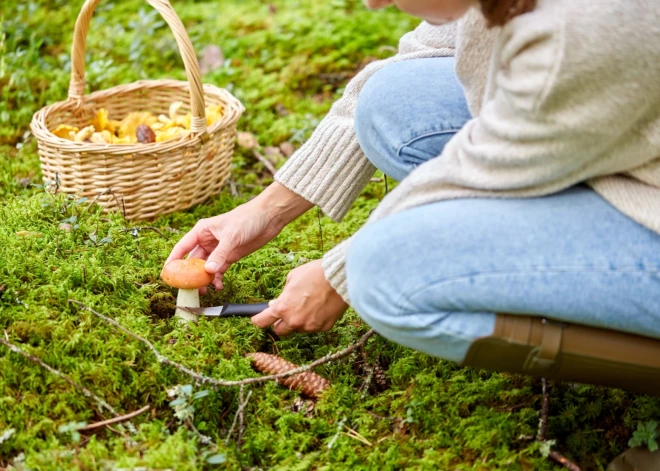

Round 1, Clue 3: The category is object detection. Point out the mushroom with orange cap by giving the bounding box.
[161,258,214,322]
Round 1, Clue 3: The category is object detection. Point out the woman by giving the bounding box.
[165,0,660,367]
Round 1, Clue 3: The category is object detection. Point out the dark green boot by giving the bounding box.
[607,447,660,471]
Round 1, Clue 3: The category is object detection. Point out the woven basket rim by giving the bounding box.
[31,79,244,155]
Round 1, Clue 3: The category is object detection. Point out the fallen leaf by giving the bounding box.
[59,223,72,232]
[199,45,224,75]
[291,397,315,417]
[16,177,32,188]
[263,146,282,159]
[279,141,295,157]
[237,131,258,149]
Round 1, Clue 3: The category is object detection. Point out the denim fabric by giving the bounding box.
[346,57,660,363]
[355,57,472,182]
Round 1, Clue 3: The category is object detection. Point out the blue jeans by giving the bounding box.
[345,58,660,363]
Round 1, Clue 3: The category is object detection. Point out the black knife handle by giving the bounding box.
[220,303,270,317]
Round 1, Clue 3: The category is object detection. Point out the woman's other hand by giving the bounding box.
[164,182,313,291]
[251,260,349,335]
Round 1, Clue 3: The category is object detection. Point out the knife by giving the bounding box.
[177,303,269,318]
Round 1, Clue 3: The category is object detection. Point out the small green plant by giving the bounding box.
[57,421,87,444]
[167,384,211,423]
[628,420,659,452]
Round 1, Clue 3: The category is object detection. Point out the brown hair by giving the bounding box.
[478,0,538,27]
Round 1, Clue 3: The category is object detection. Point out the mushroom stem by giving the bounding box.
[175,288,200,323]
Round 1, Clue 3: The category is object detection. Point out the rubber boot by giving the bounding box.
[607,447,660,471]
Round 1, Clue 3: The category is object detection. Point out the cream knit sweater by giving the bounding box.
[276,0,660,302]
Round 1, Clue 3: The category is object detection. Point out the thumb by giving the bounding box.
[204,239,233,275]
[251,300,281,329]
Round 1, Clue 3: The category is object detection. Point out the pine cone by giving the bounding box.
[372,359,389,391]
[246,352,331,398]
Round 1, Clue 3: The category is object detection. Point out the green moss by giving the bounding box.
[1,0,659,469]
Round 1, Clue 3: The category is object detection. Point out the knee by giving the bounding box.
[355,63,399,136]
[354,63,408,178]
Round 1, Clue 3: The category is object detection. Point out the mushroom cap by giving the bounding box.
[161,258,214,289]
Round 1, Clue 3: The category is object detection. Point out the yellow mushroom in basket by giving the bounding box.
[169,101,183,121]
[155,127,190,143]
[112,135,135,145]
[92,108,115,133]
[90,130,114,144]
[51,124,79,140]
[118,111,157,139]
[205,104,224,126]
[73,126,95,142]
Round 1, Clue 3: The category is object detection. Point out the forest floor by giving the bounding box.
[1,0,659,469]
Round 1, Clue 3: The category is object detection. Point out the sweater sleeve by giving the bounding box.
[275,21,457,222]
[372,6,660,218]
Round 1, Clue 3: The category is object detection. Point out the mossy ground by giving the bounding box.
[1,0,659,469]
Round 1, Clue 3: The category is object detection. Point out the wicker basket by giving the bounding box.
[31,0,244,220]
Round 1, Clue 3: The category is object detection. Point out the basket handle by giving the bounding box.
[69,0,208,135]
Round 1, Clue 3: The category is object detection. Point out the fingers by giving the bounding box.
[188,245,208,261]
[165,229,201,266]
[204,237,234,276]
[251,304,281,329]
[252,300,294,335]
[211,273,224,291]
[250,300,302,336]
[273,319,295,336]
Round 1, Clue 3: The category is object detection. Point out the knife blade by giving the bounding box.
[177,303,269,318]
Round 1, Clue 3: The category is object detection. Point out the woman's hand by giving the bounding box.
[251,260,349,335]
[164,182,313,290]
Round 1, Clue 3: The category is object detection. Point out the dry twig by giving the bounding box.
[253,150,277,176]
[538,378,549,441]
[225,385,252,446]
[228,179,240,197]
[85,187,126,218]
[78,405,150,432]
[186,417,213,445]
[537,378,581,471]
[237,388,251,447]
[327,416,348,450]
[358,347,375,401]
[548,451,582,471]
[365,410,395,421]
[69,300,376,388]
[106,425,131,440]
[343,426,372,447]
[0,337,137,435]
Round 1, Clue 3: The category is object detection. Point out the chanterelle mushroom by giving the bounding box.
[161,258,214,322]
